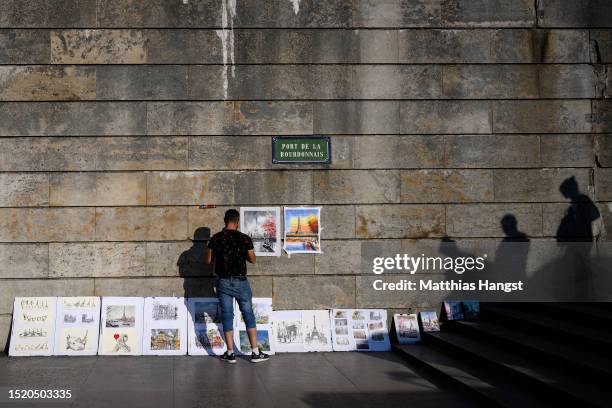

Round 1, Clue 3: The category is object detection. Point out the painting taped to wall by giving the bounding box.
[240,207,281,257]
[187,298,226,355]
[54,297,100,355]
[143,297,187,355]
[98,297,144,355]
[9,297,57,356]
[284,207,322,254]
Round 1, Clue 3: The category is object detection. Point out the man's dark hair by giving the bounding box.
[224,209,240,224]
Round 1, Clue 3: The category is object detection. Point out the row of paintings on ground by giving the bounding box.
[393,300,480,344]
[240,206,321,256]
[9,297,392,357]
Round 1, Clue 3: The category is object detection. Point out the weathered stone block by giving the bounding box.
[147,171,235,206]
[146,102,233,135]
[250,253,314,275]
[95,207,189,241]
[186,65,226,100]
[593,101,612,133]
[94,277,190,297]
[399,29,491,63]
[188,206,229,237]
[235,29,312,63]
[596,169,612,201]
[0,173,49,207]
[353,135,445,168]
[235,0,352,28]
[49,243,146,278]
[321,205,356,239]
[146,241,213,277]
[0,102,49,136]
[0,208,95,242]
[0,66,95,101]
[0,30,50,64]
[492,29,589,63]
[94,137,188,171]
[444,134,540,168]
[595,135,612,167]
[50,30,146,64]
[97,66,188,100]
[442,0,534,27]
[538,65,596,98]
[352,30,398,63]
[0,244,48,279]
[314,101,399,134]
[493,100,591,133]
[234,101,314,135]
[352,65,442,99]
[600,203,612,241]
[230,66,313,100]
[541,134,594,167]
[50,172,146,206]
[314,170,400,204]
[0,0,96,27]
[97,0,220,27]
[537,0,612,28]
[273,276,355,309]
[446,204,542,237]
[0,279,94,314]
[443,65,538,98]
[315,240,361,274]
[0,137,96,171]
[189,135,353,170]
[591,30,612,63]
[401,170,493,203]
[147,29,223,64]
[234,171,313,204]
[356,205,445,239]
[400,101,491,134]
[493,168,593,202]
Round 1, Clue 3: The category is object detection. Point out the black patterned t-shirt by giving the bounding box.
[207,228,254,277]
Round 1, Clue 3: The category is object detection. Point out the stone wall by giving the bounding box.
[1,0,611,350]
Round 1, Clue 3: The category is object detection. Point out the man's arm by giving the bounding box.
[246,249,256,264]
[205,248,214,265]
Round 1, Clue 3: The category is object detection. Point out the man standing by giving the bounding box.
[205,209,270,364]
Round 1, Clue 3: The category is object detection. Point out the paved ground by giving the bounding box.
[0,352,478,407]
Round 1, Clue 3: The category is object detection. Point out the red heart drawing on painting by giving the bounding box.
[113,334,119,340]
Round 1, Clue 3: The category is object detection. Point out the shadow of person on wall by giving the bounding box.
[178,227,215,299]
[492,214,531,297]
[555,176,601,300]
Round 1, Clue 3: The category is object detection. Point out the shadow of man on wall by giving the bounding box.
[555,176,601,300]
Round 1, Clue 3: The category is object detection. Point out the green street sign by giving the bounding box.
[272,136,331,164]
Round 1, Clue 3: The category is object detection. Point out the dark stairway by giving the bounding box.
[392,303,612,407]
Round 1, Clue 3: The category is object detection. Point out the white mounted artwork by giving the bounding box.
[187,297,227,356]
[9,297,57,356]
[271,310,305,353]
[331,309,391,352]
[98,297,144,356]
[283,207,322,254]
[240,207,281,257]
[419,311,440,332]
[301,310,332,352]
[394,314,421,344]
[143,297,187,356]
[234,298,274,355]
[54,297,101,356]
[330,309,354,351]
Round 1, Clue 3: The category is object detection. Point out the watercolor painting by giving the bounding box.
[240,207,281,257]
[284,207,322,254]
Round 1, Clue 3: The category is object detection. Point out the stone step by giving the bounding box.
[424,331,609,407]
[393,343,552,408]
[449,320,612,380]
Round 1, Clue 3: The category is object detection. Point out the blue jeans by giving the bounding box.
[216,277,256,332]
